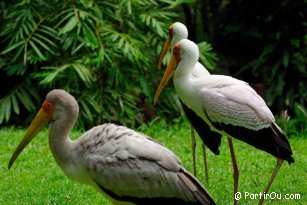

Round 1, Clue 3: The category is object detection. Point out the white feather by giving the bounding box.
[173,40,275,132]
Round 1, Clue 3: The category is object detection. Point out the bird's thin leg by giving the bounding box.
[227,137,239,205]
[258,158,284,205]
[202,143,209,183]
[190,123,197,177]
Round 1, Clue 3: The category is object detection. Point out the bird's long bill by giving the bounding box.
[158,34,171,69]
[8,108,50,169]
[154,54,177,105]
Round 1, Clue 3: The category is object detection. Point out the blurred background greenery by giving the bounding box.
[0,0,306,135]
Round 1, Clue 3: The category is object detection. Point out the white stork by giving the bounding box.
[8,89,216,205]
[154,39,294,205]
[158,22,221,180]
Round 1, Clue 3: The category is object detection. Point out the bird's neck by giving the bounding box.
[174,60,195,81]
[173,60,204,116]
[48,116,75,167]
[173,61,193,102]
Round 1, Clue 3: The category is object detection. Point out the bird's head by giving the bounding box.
[154,39,199,105]
[8,89,78,169]
[158,22,188,69]
[45,90,79,122]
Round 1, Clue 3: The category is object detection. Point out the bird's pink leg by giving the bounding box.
[190,123,197,177]
[228,137,239,205]
[258,158,284,205]
[202,143,209,183]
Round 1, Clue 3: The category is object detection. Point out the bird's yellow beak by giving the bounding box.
[158,34,171,69]
[8,108,50,169]
[154,53,178,105]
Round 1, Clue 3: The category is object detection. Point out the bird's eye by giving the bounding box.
[45,103,51,109]
[43,100,53,111]
[173,45,180,54]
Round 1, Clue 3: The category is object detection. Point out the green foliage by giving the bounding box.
[243,31,306,112]
[277,103,307,137]
[0,0,199,128]
[0,78,40,124]
[197,41,218,71]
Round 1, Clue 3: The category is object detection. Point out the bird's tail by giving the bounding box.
[178,168,216,205]
[271,122,295,164]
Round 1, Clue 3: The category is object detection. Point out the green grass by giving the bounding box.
[0,119,306,204]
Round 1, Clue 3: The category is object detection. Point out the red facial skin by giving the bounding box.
[42,100,54,120]
[173,44,181,63]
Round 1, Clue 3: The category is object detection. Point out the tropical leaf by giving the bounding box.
[1,41,24,55]
[0,79,39,124]
[197,41,218,71]
[72,62,93,87]
[0,0,186,127]
[59,16,79,34]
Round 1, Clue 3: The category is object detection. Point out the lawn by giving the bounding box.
[0,119,306,204]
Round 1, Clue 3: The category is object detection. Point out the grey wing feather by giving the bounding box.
[136,131,182,166]
[83,124,215,204]
[178,170,215,205]
[88,157,184,199]
[199,76,274,130]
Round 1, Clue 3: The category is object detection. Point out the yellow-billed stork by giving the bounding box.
[158,22,221,180]
[154,39,294,205]
[8,89,216,205]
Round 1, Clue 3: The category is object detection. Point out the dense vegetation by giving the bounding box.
[0,0,187,128]
[0,0,306,134]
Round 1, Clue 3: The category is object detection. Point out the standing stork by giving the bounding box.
[154,39,294,205]
[8,89,216,205]
[158,22,222,180]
